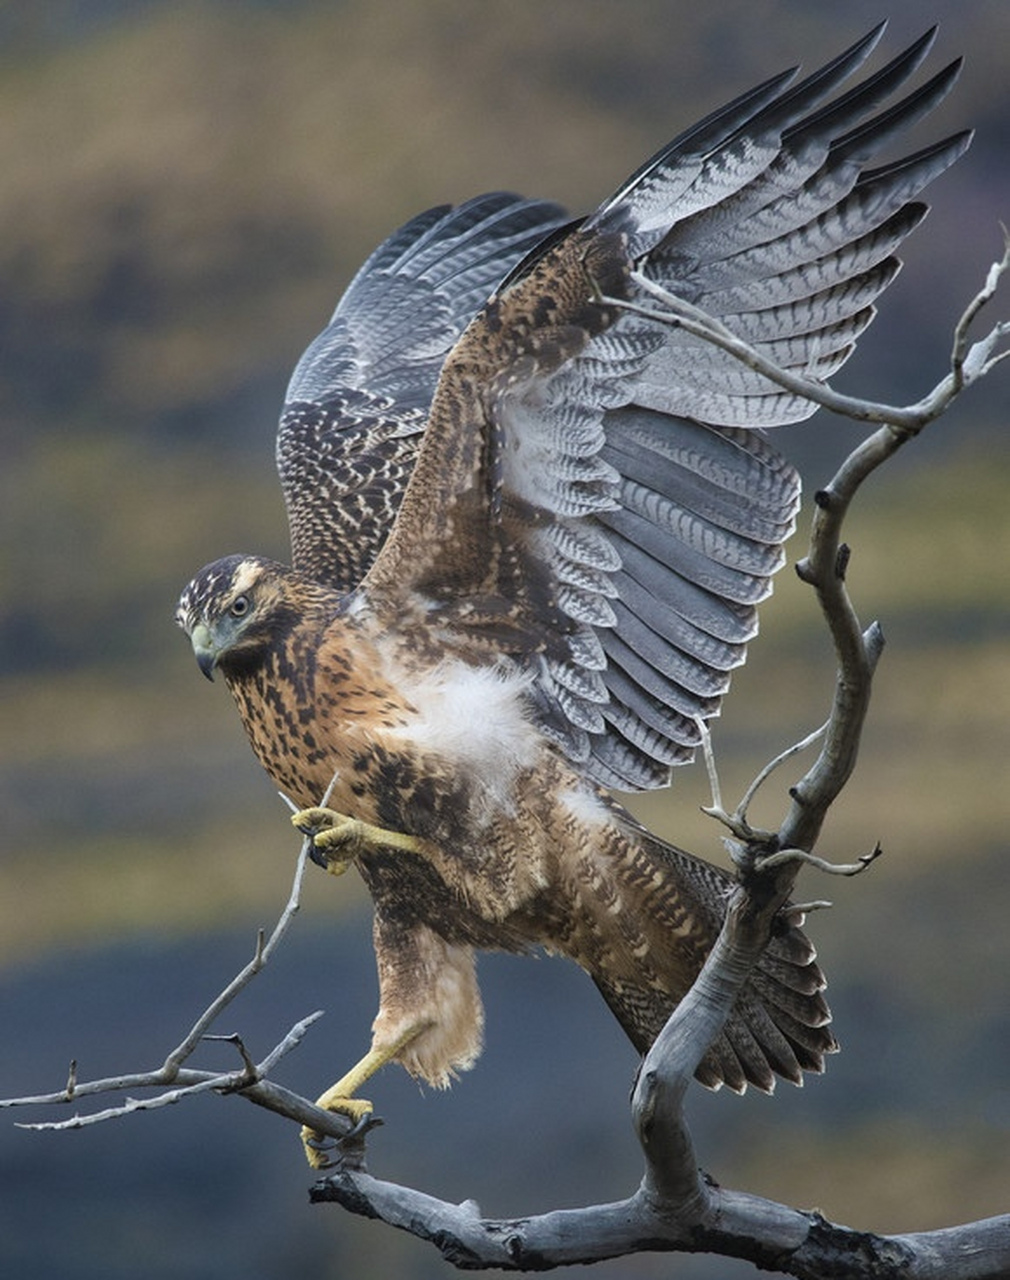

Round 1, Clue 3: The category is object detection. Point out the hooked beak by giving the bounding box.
[189,622,219,682]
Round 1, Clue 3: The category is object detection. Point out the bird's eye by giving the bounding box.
[230,595,251,618]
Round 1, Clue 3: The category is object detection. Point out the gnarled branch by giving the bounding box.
[306,237,1010,1276]
[3,243,1008,1279]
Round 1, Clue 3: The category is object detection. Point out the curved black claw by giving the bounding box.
[308,1112,384,1174]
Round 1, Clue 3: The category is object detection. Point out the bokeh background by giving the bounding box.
[1,2,1008,1277]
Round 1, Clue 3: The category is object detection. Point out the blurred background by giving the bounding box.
[1,2,1008,1277]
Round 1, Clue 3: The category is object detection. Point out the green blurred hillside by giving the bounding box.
[0,4,1008,1279]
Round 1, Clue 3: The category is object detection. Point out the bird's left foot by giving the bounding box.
[291,805,423,873]
[301,1094,375,1170]
[299,1029,428,1168]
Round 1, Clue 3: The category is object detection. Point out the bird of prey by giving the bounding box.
[177,27,968,1166]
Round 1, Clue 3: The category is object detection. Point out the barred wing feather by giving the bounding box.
[347,30,971,790]
[278,194,570,591]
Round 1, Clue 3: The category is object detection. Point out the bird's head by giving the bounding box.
[175,554,297,681]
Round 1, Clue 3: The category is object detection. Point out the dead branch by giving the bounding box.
[306,240,1010,1276]
[622,229,1010,433]
[307,864,1007,1276]
[0,803,364,1159]
[3,245,1008,1278]
[309,1172,1010,1278]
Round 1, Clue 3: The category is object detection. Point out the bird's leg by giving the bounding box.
[301,1021,431,1169]
[291,805,424,874]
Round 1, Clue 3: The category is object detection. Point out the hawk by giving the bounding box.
[177,27,968,1166]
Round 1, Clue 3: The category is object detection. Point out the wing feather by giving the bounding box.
[351,32,968,789]
[278,195,569,590]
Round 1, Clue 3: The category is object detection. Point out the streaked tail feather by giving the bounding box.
[593,828,837,1092]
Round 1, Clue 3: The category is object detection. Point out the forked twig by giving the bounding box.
[604,237,1010,433]
[1,785,351,1146]
[695,713,829,843]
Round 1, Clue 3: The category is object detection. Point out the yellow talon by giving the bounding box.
[300,1096,374,1169]
[291,806,361,875]
[299,1027,429,1169]
[291,805,424,874]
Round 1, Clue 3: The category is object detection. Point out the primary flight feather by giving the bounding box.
[176,27,969,1165]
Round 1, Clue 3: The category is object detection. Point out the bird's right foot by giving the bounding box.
[291,806,423,873]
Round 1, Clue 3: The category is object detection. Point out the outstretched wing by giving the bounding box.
[365,27,971,791]
[278,194,570,591]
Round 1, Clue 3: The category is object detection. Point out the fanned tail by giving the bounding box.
[589,826,836,1092]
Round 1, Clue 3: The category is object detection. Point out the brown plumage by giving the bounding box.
[176,29,967,1153]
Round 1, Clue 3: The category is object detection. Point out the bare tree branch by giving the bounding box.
[304,240,1010,1276]
[1,787,367,1160]
[308,850,1008,1275]
[309,1170,1010,1278]
[618,230,1010,432]
[3,246,1008,1278]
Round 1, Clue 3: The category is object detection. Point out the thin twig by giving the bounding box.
[159,836,312,1077]
[951,226,1010,385]
[1,810,326,1130]
[602,246,1010,432]
[697,714,829,843]
[755,844,882,876]
[737,721,828,824]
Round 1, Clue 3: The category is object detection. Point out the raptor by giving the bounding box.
[177,27,968,1167]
